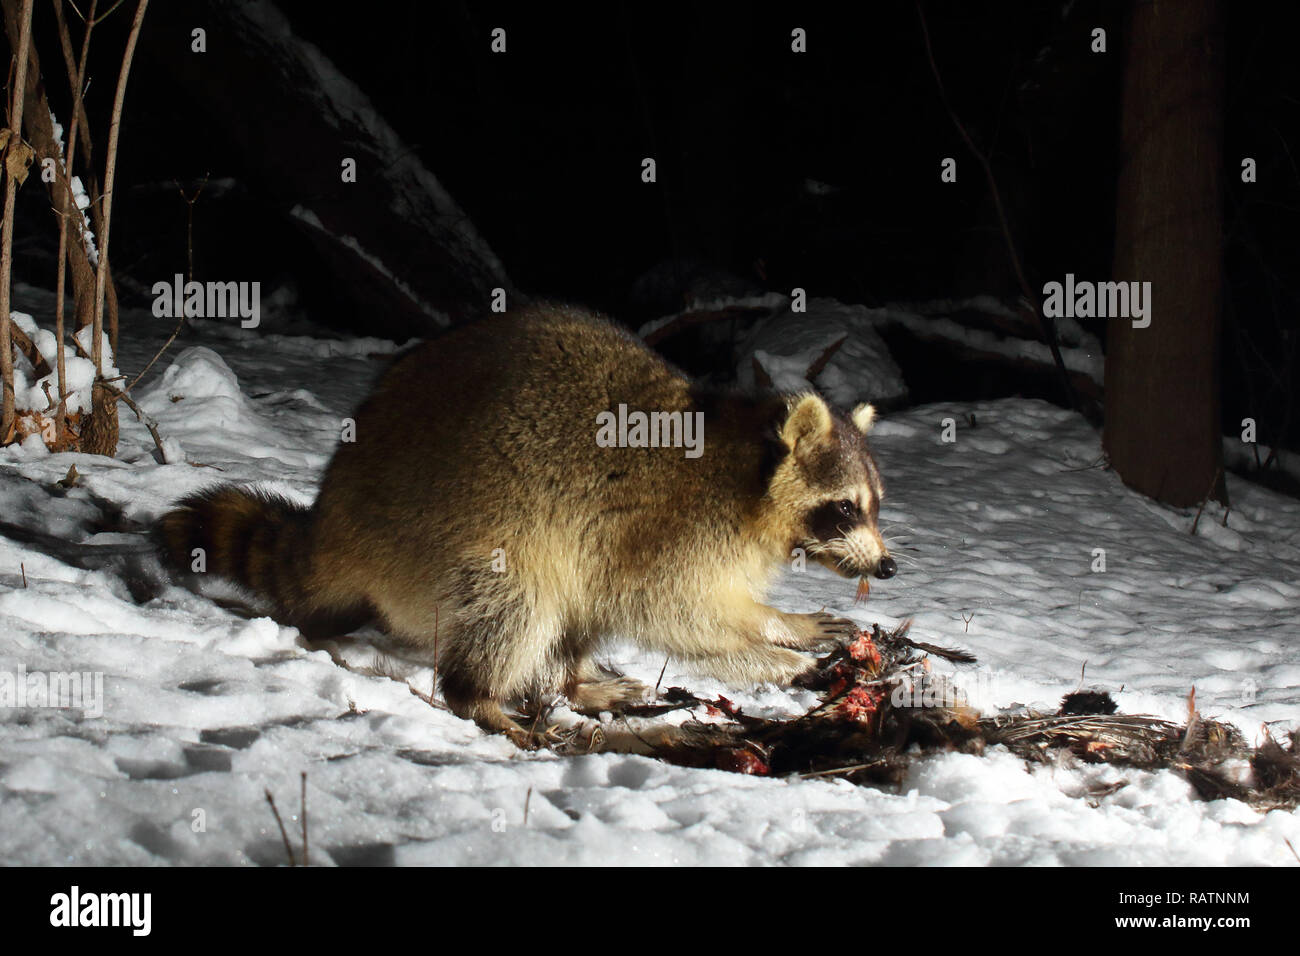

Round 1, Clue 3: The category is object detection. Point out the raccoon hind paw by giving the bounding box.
[566,676,651,715]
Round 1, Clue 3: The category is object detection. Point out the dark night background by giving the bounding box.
[9,1,1300,474]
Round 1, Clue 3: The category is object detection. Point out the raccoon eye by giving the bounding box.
[836,499,856,518]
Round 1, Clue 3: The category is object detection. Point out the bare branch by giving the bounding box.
[90,0,148,374]
[50,0,99,444]
[98,380,167,463]
[89,0,124,23]
[8,320,52,378]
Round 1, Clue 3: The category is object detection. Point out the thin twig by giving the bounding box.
[1190,466,1224,535]
[51,0,98,174]
[914,0,1078,413]
[115,173,209,390]
[264,788,296,867]
[89,0,124,23]
[300,772,308,867]
[796,762,888,779]
[123,312,184,393]
[178,173,207,284]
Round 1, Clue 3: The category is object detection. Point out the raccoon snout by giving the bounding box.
[874,556,897,579]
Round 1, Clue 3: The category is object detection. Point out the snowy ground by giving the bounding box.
[1,295,1298,866]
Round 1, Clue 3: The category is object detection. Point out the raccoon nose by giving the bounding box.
[874,556,897,580]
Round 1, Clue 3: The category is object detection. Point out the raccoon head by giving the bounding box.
[767,394,895,581]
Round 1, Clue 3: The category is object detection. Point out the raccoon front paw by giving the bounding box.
[502,724,544,750]
[812,612,860,646]
[775,611,860,652]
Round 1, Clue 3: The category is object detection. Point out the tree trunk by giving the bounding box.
[1104,0,1227,508]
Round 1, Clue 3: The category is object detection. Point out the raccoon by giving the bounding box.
[157,304,895,747]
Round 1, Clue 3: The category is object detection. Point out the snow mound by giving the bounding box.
[140,346,250,411]
[135,347,329,471]
[737,298,908,408]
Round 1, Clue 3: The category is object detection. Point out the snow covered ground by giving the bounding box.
[1,297,1298,866]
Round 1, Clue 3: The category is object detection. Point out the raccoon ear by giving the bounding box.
[780,394,834,452]
[851,403,877,434]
